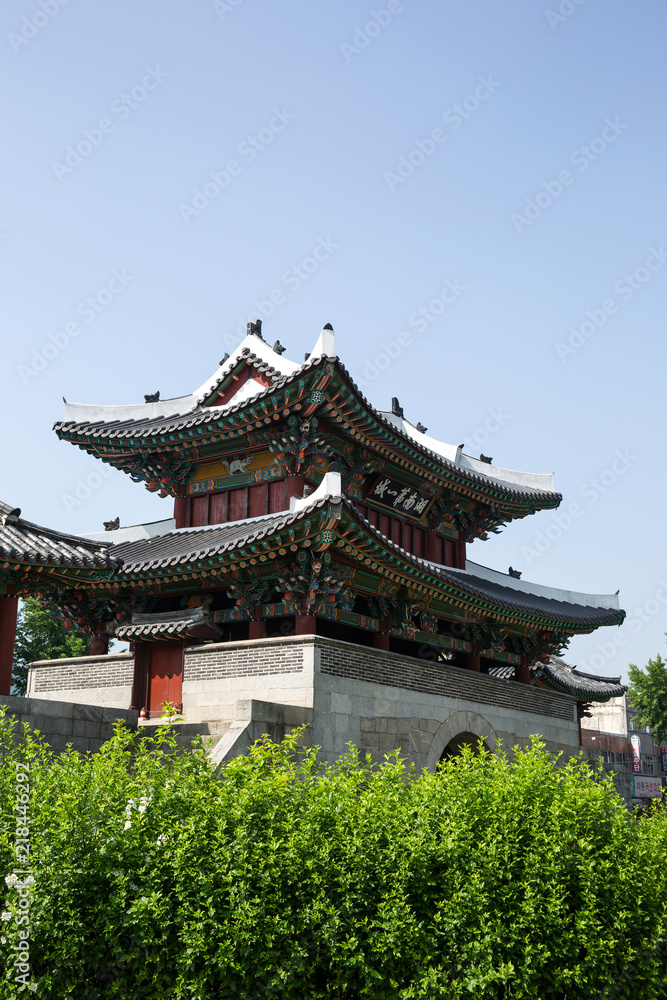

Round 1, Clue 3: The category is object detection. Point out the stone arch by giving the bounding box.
[424,711,499,771]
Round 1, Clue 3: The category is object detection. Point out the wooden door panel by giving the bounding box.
[248,484,268,518]
[148,643,183,715]
[191,496,208,527]
[229,487,248,521]
[209,491,229,525]
[268,480,287,513]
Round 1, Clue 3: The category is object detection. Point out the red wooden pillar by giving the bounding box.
[456,541,466,568]
[130,640,150,711]
[249,619,267,639]
[174,495,187,529]
[373,622,390,651]
[287,475,305,500]
[465,642,480,672]
[90,628,109,656]
[515,662,531,684]
[0,596,19,696]
[295,614,316,635]
[425,529,438,563]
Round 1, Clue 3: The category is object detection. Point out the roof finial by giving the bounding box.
[273,340,286,355]
[391,397,404,417]
[0,507,21,526]
[247,319,263,339]
[144,391,160,403]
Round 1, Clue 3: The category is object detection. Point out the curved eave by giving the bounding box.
[329,361,561,511]
[0,503,120,575]
[103,495,625,634]
[54,357,561,517]
[343,501,625,631]
[534,657,627,701]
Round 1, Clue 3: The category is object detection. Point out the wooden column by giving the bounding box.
[130,641,150,711]
[90,630,109,656]
[515,663,531,684]
[174,495,187,529]
[248,614,267,640]
[425,529,438,563]
[0,596,19,696]
[286,475,305,500]
[465,642,480,672]
[456,541,466,568]
[373,622,390,651]
[295,614,316,635]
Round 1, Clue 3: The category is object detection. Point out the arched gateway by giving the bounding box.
[425,711,499,770]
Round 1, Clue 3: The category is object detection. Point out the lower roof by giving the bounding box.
[490,655,626,701]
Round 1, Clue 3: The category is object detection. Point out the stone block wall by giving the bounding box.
[0,695,138,753]
[311,636,580,768]
[24,635,581,770]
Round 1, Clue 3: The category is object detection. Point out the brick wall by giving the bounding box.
[318,640,575,722]
[28,638,575,725]
[29,653,133,693]
[184,639,305,681]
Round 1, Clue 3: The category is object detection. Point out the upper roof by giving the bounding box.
[53,323,560,510]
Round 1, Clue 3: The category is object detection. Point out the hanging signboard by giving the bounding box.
[630,734,642,774]
[365,475,433,519]
[660,747,667,774]
[631,775,662,799]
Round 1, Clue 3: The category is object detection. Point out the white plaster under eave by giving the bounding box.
[61,332,301,426]
[377,412,556,494]
[80,509,292,545]
[446,559,621,611]
[81,518,176,543]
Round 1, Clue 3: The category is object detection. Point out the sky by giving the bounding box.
[1,0,666,683]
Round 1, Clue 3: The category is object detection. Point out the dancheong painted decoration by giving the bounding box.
[0,319,625,718]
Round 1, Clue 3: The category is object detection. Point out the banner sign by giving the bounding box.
[630,734,642,774]
[660,747,667,774]
[366,475,433,519]
[632,776,662,799]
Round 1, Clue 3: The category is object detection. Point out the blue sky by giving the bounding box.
[1,0,666,681]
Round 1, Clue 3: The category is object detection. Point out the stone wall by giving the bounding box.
[25,635,581,768]
[0,695,138,753]
[311,637,579,768]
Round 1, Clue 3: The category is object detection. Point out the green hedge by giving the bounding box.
[1,708,666,999]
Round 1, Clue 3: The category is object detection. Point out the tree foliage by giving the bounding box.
[1,713,667,999]
[11,598,90,696]
[627,647,667,744]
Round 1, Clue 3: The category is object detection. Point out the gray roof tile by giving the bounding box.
[0,501,119,571]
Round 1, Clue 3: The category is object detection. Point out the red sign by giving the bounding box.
[630,734,642,773]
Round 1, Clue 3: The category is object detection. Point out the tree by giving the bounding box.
[11,597,90,696]
[1,720,667,998]
[627,645,667,744]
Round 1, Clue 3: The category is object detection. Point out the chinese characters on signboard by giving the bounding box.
[630,734,642,774]
[366,476,433,519]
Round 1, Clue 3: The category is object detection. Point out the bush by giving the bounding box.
[1,709,666,999]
